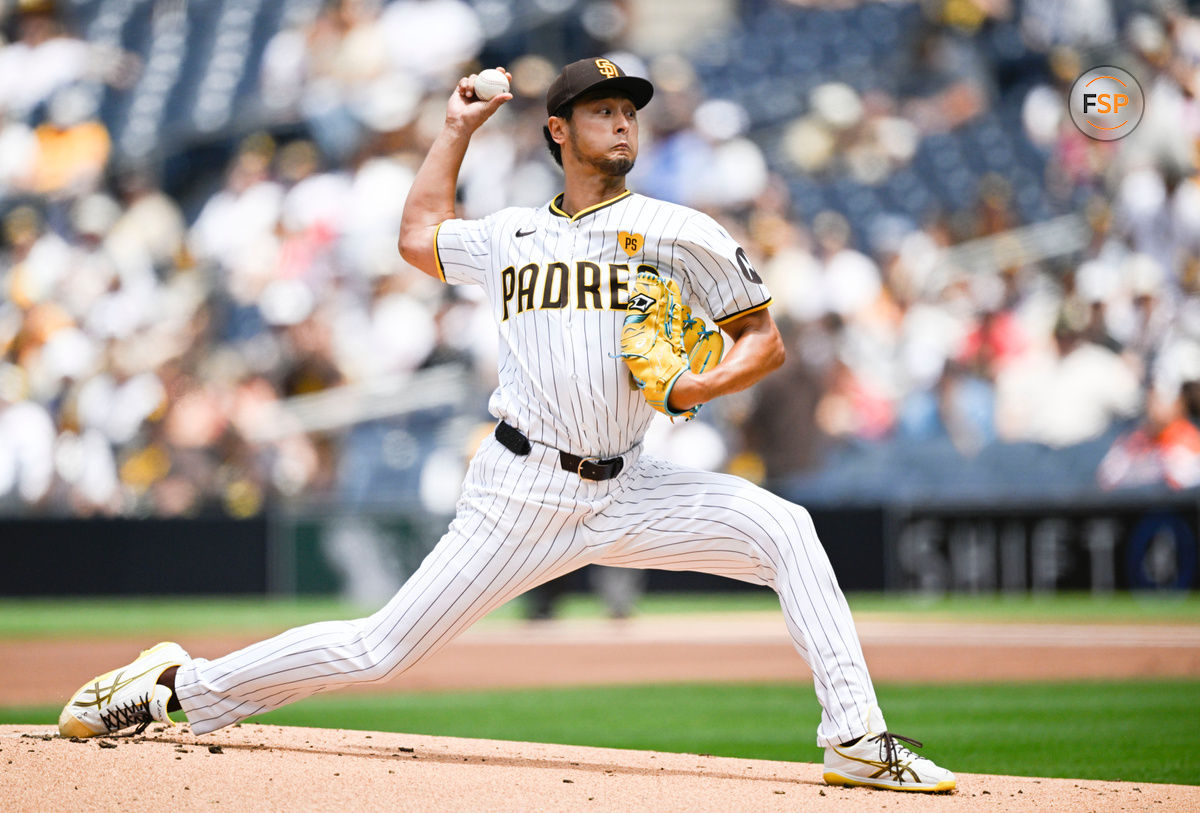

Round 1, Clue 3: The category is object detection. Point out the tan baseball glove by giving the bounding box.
[618,271,724,420]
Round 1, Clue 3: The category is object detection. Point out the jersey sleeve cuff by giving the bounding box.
[433,221,447,283]
[715,299,772,326]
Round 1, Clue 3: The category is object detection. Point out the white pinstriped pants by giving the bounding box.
[175,433,877,746]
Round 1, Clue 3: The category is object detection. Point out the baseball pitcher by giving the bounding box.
[59,58,954,793]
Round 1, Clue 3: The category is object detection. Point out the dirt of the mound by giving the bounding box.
[2,723,1193,813]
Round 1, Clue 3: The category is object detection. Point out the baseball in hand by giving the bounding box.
[473,68,510,101]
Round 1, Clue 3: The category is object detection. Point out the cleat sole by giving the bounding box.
[824,771,956,793]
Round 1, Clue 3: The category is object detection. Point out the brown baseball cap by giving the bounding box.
[545,57,654,116]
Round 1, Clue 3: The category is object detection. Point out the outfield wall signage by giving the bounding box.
[886,499,1199,593]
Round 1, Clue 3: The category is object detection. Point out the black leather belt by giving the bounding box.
[495,421,624,481]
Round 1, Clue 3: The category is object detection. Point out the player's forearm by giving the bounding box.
[399,72,512,276]
[398,123,473,277]
[668,313,785,412]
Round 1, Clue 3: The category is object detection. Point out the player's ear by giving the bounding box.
[546,116,568,146]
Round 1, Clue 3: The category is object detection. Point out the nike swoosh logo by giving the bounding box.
[515,228,536,237]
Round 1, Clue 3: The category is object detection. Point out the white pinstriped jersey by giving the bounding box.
[435,190,772,457]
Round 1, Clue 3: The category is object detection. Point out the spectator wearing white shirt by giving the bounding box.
[188,140,284,285]
[996,318,1141,447]
[0,365,55,508]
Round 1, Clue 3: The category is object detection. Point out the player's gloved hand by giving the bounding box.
[618,272,722,420]
[681,303,724,375]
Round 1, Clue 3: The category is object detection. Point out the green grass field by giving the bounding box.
[2,593,1197,785]
[4,680,1197,784]
[1,590,1198,638]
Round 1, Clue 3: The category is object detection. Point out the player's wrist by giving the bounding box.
[441,116,477,139]
[666,371,705,413]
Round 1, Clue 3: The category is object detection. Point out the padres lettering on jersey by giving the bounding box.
[498,260,657,319]
[435,190,771,457]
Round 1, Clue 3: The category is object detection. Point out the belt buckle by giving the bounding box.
[576,456,602,480]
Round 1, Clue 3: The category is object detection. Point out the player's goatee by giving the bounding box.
[598,156,634,176]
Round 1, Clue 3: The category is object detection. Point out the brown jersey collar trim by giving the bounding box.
[549,189,633,222]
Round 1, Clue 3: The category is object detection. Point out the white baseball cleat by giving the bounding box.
[58,642,189,738]
[823,705,956,792]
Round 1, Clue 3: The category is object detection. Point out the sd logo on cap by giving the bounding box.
[545,57,654,116]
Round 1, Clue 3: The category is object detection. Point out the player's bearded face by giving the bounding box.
[566,96,638,176]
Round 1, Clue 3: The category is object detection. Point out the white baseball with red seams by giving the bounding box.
[472,68,509,101]
[172,188,883,749]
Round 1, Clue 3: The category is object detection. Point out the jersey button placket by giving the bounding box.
[565,225,581,389]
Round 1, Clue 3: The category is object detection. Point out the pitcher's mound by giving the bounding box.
[2,724,1193,811]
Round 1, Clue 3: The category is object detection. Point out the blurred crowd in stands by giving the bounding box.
[1,0,1200,518]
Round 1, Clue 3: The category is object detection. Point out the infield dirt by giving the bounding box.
[3,722,1197,812]
[6,613,1200,706]
[7,612,1199,811]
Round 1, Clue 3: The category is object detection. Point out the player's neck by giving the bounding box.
[558,173,627,217]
